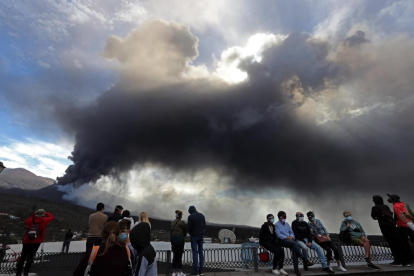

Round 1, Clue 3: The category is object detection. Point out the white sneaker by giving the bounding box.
[272,269,281,275]
[172,273,177,276]
[278,269,289,275]
[338,266,347,272]
[179,272,186,276]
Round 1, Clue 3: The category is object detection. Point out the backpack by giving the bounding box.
[27,217,42,240]
[84,245,132,276]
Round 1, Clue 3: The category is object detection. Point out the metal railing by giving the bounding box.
[0,241,403,275]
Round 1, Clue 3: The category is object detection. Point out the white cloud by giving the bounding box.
[0,137,72,178]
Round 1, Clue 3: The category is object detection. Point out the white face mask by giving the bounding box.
[298,217,304,222]
[281,219,286,223]
[175,213,180,218]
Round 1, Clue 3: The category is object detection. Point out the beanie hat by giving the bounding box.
[35,209,46,217]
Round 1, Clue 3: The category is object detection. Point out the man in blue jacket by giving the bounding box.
[188,206,206,276]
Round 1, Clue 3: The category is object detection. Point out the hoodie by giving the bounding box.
[393,202,409,228]
[371,195,396,227]
[187,206,206,236]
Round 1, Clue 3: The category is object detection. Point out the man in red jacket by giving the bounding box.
[387,194,414,264]
[16,209,54,276]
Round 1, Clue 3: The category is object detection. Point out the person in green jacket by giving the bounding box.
[171,210,187,276]
[340,211,380,270]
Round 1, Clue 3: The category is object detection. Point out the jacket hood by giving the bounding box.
[373,195,384,205]
[188,206,197,214]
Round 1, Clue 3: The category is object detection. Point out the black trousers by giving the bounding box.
[318,241,340,261]
[16,243,41,275]
[263,242,285,270]
[62,240,71,253]
[380,226,409,264]
[398,227,414,262]
[86,237,102,252]
[172,243,185,270]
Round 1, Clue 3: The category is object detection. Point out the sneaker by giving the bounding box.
[367,263,381,270]
[179,272,186,276]
[323,267,335,274]
[199,273,204,276]
[278,269,288,275]
[338,266,347,272]
[363,257,371,264]
[272,269,281,275]
[402,264,411,267]
[294,269,301,276]
[304,259,314,266]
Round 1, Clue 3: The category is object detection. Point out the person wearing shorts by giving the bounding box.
[340,211,380,270]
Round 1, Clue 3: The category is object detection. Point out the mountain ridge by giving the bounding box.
[0,168,55,190]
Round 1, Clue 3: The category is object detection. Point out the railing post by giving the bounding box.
[41,243,44,263]
[252,247,258,273]
[166,250,171,276]
[336,243,346,268]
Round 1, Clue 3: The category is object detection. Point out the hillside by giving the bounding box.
[0,168,54,190]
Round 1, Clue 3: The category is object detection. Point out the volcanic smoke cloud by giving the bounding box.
[58,20,414,196]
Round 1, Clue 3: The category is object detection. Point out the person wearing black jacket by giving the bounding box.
[259,214,287,275]
[108,205,123,222]
[187,206,206,276]
[62,229,74,254]
[371,195,410,266]
[292,212,334,274]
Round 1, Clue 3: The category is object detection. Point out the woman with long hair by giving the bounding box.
[130,212,157,276]
[73,221,132,276]
[171,210,187,276]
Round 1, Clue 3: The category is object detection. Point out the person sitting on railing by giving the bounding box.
[371,195,411,266]
[16,209,54,276]
[340,211,380,270]
[292,212,335,274]
[73,221,132,276]
[275,211,314,276]
[307,211,347,272]
[259,214,287,275]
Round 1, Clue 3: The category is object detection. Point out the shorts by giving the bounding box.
[351,237,363,246]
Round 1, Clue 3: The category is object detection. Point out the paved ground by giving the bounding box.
[192,264,414,276]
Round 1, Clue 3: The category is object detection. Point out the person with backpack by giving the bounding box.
[16,209,54,276]
[387,194,414,264]
[73,221,132,276]
[187,206,206,276]
[171,210,187,276]
[307,211,347,272]
[87,202,108,252]
[340,211,380,270]
[130,212,157,276]
[259,214,286,275]
[292,212,335,274]
[62,229,74,254]
[371,195,411,266]
[108,205,124,222]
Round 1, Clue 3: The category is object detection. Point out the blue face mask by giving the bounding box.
[119,233,128,241]
[346,216,353,221]
[270,218,275,223]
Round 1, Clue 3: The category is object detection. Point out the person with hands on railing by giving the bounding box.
[259,214,287,275]
[16,209,54,276]
[292,212,334,274]
[275,211,314,276]
[307,211,347,272]
[340,211,380,270]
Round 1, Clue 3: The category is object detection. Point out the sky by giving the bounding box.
[1,0,414,234]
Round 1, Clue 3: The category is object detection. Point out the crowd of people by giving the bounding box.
[14,194,414,276]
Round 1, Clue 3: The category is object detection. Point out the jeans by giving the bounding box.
[263,241,285,270]
[86,237,102,252]
[190,235,204,274]
[172,243,185,270]
[279,239,304,270]
[62,240,71,254]
[16,243,41,275]
[296,238,327,268]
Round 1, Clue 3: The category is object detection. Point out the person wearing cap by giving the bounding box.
[171,210,187,276]
[87,202,108,252]
[259,214,287,275]
[387,194,414,263]
[340,211,380,270]
[292,212,334,274]
[108,205,124,222]
[16,209,54,276]
[275,211,313,276]
[371,195,410,266]
[307,211,347,272]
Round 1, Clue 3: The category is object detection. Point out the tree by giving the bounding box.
[406,204,414,217]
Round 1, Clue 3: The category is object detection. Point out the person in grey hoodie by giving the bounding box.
[187,206,206,276]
